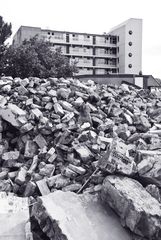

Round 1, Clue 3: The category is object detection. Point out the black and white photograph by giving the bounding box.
[0,0,161,239]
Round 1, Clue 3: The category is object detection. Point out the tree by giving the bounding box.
[0,16,12,45]
[2,37,78,78]
[0,16,12,74]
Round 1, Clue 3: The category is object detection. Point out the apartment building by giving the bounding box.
[13,18,142,75]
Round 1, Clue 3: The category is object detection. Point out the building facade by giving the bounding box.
[13,18,142,75]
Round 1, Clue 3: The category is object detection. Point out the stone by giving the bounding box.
[101,175,161,239]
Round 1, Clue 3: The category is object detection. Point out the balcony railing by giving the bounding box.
[94,64,117,69]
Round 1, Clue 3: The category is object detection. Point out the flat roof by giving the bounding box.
[18,25,117,37]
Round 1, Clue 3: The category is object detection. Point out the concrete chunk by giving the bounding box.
[33,191,131,240]
[101,175,161,239]
[8,103,26,116]
[0,192,32,240]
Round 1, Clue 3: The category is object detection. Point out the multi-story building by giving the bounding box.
[13,18,142,75]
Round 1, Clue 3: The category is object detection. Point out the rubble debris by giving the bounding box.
[1,76,161,238]
[101,175,161,239]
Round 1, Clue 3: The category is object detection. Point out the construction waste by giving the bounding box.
[0,76,161,239]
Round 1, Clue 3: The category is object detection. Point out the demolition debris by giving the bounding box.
[1,76,161,239]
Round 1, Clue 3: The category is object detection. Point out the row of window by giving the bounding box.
[47,31,117,43]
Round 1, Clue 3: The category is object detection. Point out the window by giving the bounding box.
[128,53,132,57]
[128,64,132,68]
[84,35,90,41]
[128,42,132,46]
[129,30,133,35]
[52,32,54,35]
[117,36,119,42]
[72,34,78,40]
[48,32,50,35]
[54,33,64,40]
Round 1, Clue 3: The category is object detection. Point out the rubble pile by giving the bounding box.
[1,76,161,239]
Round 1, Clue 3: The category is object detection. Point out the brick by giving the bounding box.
[36,179,51,195]
[68,164,86,175]
[53,102,64,116]
[31,108,43,119]
[34,134,47,149]
[24,140,38,158]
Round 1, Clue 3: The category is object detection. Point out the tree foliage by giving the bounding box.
[0,16,12,45]
[0,16,12,73]
[1,37,78,78]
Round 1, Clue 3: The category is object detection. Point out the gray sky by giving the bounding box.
[1,0,161,78]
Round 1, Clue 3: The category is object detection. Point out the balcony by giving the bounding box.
[95,41,116,47]
[95,53,117,58]
[94,64,117,69]
[66,51,93,57]
[69,39,93,46]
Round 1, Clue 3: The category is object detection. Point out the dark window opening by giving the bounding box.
[129,42,132,46]
[129,30,133,35]
[128,53,132,57]
[128,64,132,68]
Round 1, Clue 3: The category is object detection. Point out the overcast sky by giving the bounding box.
[1,0,161,78]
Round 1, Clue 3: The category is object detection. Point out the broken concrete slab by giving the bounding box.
[101,175,161,239]
[0,192,32,240]
[32,191,131,240]
[137,156,161,187]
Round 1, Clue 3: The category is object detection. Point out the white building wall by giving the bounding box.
[109,18,142,74]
